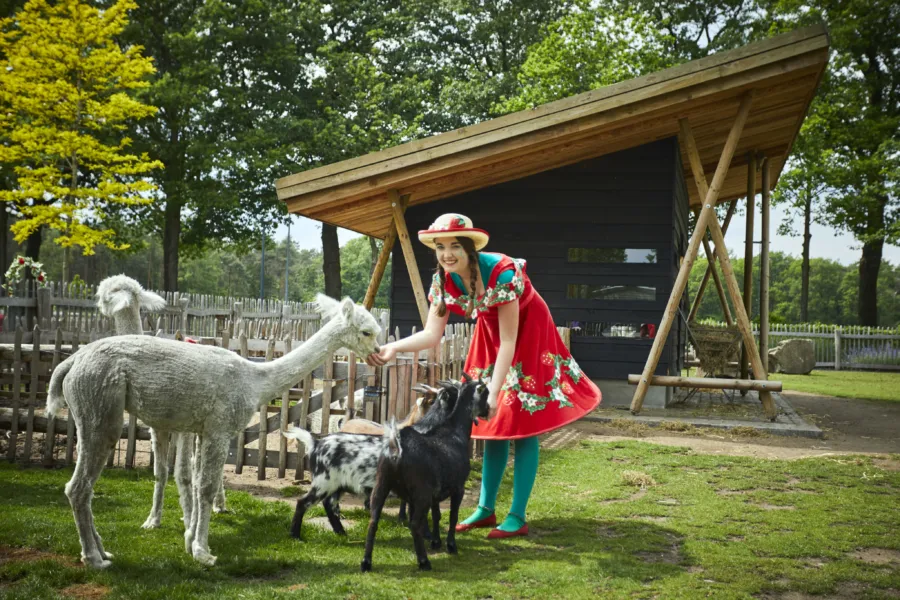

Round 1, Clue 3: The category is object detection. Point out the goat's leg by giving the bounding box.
[398,499,407,523]
[174,433,194,534]
[290,488,328,539]
[187,435,229,566]
[360,479,390,572]
[322,492,346,535]
[446,489,464,555]
[429,500,442,550]
[407,499,432,571]
[142,429,170,529]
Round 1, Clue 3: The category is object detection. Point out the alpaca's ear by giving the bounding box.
[140,290,167,313]
[340,297,354,321]
[314,293,339,319]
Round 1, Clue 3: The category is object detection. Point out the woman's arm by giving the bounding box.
[366,302,449,366]
[486,300,519,414]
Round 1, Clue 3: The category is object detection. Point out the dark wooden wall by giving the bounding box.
[390,137,688,380]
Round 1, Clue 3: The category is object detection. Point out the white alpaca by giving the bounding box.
[95,275,226,530]
[47,294,380,568]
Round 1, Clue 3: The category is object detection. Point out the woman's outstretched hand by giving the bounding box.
[486,389,500,420]
[366,345,396,367]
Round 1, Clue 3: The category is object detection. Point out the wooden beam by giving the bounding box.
[630,92,755,415]
[760,157,771,373]
[628,374,782,392]
[741,152,758,383]
[390,190,430,327]
[363,199,404,310]
[688,199,738,322]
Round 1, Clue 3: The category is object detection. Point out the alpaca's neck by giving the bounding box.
[256,319,346,401]
[113,310,143,336]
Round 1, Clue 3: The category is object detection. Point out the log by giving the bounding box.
[627,374,782,392]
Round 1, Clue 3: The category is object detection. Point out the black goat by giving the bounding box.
[361,374,490,572]
[283,382,459,539]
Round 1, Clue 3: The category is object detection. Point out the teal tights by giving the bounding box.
[461,437,539,532]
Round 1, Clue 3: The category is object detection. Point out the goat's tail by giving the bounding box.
[282,426,316,458]
[382,418,402,462]
[46,356,75,417]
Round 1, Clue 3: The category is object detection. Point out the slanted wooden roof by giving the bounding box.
[276,25,829,239]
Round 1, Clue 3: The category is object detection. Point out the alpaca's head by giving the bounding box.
[96,275,167,317]
[314,293,381,356]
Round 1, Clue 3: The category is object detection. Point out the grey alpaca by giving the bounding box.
[47,294,381,568]
[95,275,226,530]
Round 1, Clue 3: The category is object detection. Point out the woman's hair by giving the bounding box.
[434,236,480,319]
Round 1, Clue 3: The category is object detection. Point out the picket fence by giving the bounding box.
[695,321,900,371]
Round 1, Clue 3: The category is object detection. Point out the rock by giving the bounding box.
[768,339,816,374]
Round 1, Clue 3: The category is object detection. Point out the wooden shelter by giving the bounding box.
[276,25,830,420]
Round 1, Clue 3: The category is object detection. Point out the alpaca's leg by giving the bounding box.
[174,433,194,534]
[65,408,123,569]
[212,473,228,514]
[142,429,170,529]
[188,435,228,566]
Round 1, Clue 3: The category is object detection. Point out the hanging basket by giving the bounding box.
[689,322,742,376]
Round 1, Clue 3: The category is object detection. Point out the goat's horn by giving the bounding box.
[461,372,473,383]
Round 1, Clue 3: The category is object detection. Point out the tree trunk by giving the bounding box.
[800,196,811,322]
[163,199,181,292]
[0,207,7,286]
[369,236,378,276]
[322,223,341,298]
[24,225,42,262]
[858,238,882,326]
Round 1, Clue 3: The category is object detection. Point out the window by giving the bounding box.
[566,321,657,339]
[567,248,658,264]
[566,285,656,301]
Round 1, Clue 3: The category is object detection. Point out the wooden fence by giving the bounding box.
[0,317,570,479]
[694,321,900,371]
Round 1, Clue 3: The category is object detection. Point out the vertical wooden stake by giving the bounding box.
[278,335,293,479]
[760,157,771,374]
[741,152,758,383]
[389,190,429,327]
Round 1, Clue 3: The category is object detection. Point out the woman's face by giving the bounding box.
[434,236,469,274]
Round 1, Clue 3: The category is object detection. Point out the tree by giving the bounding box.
[772,113,829,321]
[768,0,900,326]
[0,0,162,277]
[322,224,341,298]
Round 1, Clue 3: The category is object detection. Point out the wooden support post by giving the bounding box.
[631,93,754,415]
[760,157,771,374]
[389,190,430,327]
[741,152,758,383]
[688,198,738,322]
[364,198,404,310]
[694,210,733,326]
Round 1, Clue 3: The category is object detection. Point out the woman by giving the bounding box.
[367,213,601,538]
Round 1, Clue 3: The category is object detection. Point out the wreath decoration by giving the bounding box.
[3,255,48,296]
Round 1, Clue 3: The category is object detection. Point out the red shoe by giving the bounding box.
[487,524,529,539]
[455,513,497,532]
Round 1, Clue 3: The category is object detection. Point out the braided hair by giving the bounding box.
[434,237,480,319]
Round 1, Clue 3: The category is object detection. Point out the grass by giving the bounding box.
[779,370,900,402]
[0,441,899,600]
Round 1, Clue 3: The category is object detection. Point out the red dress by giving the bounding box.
[428,254,602,440]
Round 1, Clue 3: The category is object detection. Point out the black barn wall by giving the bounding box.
[389,137,689,380]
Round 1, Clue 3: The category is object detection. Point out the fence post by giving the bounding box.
[834,327,842,371]
[37,287,51,329]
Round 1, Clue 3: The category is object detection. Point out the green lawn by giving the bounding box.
[1,441,899,600]
[779,370,900,402]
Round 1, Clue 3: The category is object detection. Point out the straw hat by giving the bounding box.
[417,213,489,251]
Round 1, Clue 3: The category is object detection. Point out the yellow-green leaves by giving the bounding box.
[0,0,163,255]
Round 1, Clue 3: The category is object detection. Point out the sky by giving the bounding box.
[275,203,900,266]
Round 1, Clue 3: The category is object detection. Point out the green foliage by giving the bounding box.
[340,236,390,307]
[689,251,900,327]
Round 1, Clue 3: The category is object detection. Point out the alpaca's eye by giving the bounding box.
[361,331,372,337]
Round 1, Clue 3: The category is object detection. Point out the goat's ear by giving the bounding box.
[461,371,473,383]
[140,290,167,313]
[340,297,355,321]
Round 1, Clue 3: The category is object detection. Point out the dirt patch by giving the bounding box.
[849,548,900,565]
[872,458,900,472]
[285,584,309,592]
[0,545,74,566]
[752,503,796,511]
[599,489,647,505]
[634,544,681,564]
[61,584,109,599]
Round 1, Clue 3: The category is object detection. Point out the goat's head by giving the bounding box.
[460,372,491,424]
[314,293,382,357]
[410,383,440,419]
[96,274,167,317]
